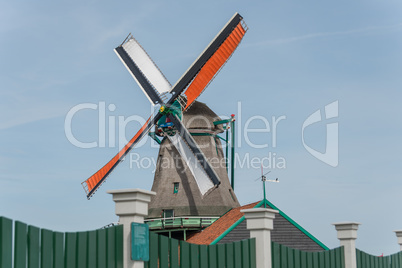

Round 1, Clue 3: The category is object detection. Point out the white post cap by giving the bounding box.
[332,222,361,240]
[394,230,402,245]
[107,188,155,217]
[241,208,278,231]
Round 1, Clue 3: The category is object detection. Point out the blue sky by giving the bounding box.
[1,0,401,255]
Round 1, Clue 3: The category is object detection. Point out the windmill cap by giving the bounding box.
[183,101,224,132]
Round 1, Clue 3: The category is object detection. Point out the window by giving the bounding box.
[173,182,179,194]
[163,209,174,218]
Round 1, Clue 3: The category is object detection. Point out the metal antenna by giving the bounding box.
[255,165,279,208]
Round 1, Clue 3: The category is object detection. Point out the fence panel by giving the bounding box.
[241,239,251,268]
[234,241,242,268]
[107,227,116,268]
[199,244,208,268]
[147,231,158,268]
[28,225,40,268]
[41,229,54,268]
[145,233,255,268]
[86,230,97,268]
[272,242,344,268]
[159,235,169,268]
[249,238,257,268]
[77,231,88,268]
[356,249,402,268]
[65,232,77,268]
[180,240,190,268]
[0,217,13,268]
[97,228,107,268]
[0,216,123,268]
[115,225,124,268]
[53,231,64,268]
[217,244,226,268]
[208,244,217,268]
[390,251,402,268]
[14,221,27,268]
[225,242,234,268]
[293,249,301,268]
[322,250,330,268]
[170,238,180,268]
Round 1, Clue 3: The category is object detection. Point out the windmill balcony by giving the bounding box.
[145,216,219,230]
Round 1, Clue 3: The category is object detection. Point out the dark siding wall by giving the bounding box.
[217,214,325,252]
[218,220,249,244]
[271,213,324,252]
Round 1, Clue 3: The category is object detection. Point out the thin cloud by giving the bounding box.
[247,23,402,47]
[0,102,69,130]
[73,3,160,52]
[0,86,70,130]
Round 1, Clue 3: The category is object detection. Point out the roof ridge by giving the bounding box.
[188,199,329,250]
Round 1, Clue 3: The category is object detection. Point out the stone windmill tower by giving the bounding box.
[148,101,239,221]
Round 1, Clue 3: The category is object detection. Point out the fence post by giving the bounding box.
[108,189,156,268]
[241,208,278,268]
[333,222,360,268]
[394,230,402,251]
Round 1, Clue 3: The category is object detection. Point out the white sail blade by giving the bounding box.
[121,37,171,95]
[168,135,215,195]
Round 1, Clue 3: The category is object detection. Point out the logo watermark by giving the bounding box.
[64,101,286,150]
[129,152,286,173]
[64,100,339,169]
[302,101,339,167]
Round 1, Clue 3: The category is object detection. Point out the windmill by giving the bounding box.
[81,13,248,200]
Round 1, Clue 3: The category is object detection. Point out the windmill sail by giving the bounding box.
[82,115,158,199]
[167,134,215,195]
[167,12,248,108]
[82,13,247,199]
[183,20,247,109]
[115,36,170,105]
[167,113,221,195]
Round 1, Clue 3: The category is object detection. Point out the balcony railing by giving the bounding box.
[145,216,219,230]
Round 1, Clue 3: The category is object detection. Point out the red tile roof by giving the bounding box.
[187,201,259,245]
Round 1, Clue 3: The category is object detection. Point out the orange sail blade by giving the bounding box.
[81,116,152,199]
[184,22,247,110]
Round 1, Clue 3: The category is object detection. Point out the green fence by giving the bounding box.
[272,242,345,268]
[356,249,402,268]
[145,232,256,268]
[0,216,123,268]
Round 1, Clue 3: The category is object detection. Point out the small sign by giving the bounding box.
[131,222,149,261]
